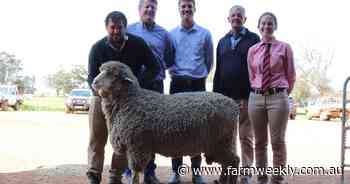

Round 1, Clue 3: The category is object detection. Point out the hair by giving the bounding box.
[258,12,278,30]
[138,0,158,10]
[229,5,246,17]
[178,0,195,7]
[105,11,127,27]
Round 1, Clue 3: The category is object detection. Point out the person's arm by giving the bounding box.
[205,32,214,73]
[139,39,161,83]
[213,41,222,93]
[88,43,102,95]
[247,46,255,86]
[164,32,175,69]
[284,43,296,94]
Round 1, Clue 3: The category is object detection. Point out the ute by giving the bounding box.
[0,85,23,111]
[306,97,350,121]
[65,88,92,113]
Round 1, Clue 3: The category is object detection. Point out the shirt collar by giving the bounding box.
[105,35,129,50]
[139,21,156,31]
[257,36,277,47]
[227,27,247,38]
[180,23,198,33]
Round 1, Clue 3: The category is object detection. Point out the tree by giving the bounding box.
[0,51,22,84]
[70,64,88,87]
[46,65,88,96]
[293,47,335,103]
[14,76,36,94]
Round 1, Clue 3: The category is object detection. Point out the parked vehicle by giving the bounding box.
[65,88,92,113]
[306,97,350,121]
[0,85,23,111]
[288,96,297,120]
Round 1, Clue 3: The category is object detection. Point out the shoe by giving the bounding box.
[256,181,269,184]
[168,172,181,184]
[144,174,161,184]
[192,175,206,184]
[271,175,287,184]
[108,169,123,184]
[257,175,269,184]
[87,171,101,184]
[240,175,252,184]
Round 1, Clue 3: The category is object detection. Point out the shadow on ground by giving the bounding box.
[0,165,349,184]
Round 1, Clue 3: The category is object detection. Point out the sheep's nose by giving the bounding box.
[91,80,99,91]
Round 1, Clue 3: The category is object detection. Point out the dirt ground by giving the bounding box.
[1,111,350,184]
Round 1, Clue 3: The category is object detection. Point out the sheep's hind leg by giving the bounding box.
[214,151,239,184]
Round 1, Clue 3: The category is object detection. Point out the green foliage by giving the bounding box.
[46,65,87,96]
[0,51,22,84]
[21,96,65,111]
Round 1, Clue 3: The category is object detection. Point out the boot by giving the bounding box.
[108,169,123,184]
[87,171,101,184]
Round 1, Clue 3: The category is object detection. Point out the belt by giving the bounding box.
[252,88,286,96]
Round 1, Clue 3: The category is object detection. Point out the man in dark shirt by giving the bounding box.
[213,5,259,184]
[86,11,160,184]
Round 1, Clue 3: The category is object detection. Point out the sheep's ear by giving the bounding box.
[121,76,134,84]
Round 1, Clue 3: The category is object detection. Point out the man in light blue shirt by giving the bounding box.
[128,0,174,93]
[168,0,213,184]
[126,0,174,184]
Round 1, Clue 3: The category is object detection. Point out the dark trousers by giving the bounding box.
[148,80,164,94]
[169,77,206,174]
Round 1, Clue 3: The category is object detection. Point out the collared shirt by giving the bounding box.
[87,33,160,91]
[247,38,296,93]
[213,27,260,100]
[230,27,247,50]
[169,23,214,79]
[128,22,174,80]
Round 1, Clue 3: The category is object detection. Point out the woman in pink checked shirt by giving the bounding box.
[247,12,296,184]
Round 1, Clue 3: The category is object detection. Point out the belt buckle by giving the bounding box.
[262,90,269,96]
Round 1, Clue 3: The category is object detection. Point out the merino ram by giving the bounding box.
[92,61,240,184]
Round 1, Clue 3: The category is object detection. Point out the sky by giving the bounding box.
[0,0,349,90]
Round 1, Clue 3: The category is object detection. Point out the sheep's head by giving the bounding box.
[92,61,139,98]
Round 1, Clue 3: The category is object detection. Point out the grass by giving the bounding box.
[20,96,65,112]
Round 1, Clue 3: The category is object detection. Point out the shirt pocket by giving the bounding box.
[270,52,285,73]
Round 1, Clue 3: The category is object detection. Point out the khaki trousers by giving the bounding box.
[233,99,254,168]
[248,91,289,183]
[87,96,126,175]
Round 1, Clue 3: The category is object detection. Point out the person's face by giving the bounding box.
[179,0,195,22]
[228,7,246,31]
[106,19,126,42]
[139,0,157,24]
[258,15,276,38]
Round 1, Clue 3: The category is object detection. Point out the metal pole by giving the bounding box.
[341,76,350,184]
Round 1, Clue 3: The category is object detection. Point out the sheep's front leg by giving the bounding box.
[131,170,140,184]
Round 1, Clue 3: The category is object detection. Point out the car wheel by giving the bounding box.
[290,114,296,120]
[12,102,20,111]
[65,107,72,114]
[1,101,9,111]
[320,112,330,121]
[306,113,313,120]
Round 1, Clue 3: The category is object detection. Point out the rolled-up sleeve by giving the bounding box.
[164,33,175,68]
[205,32,214,73]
